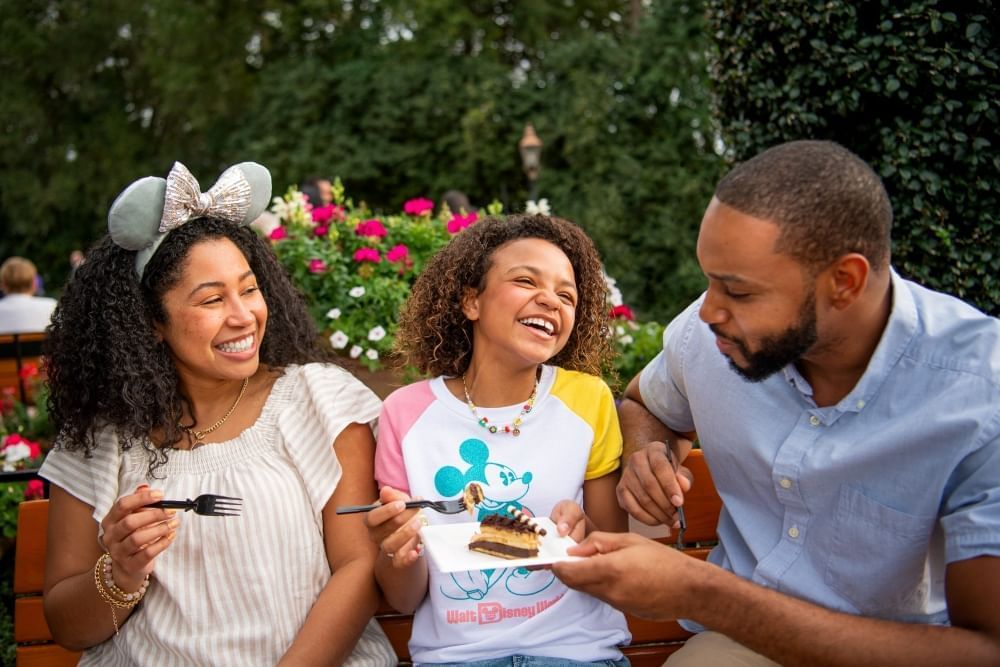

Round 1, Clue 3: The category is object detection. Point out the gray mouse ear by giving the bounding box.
[232,162,272,225]
[107,176,167,251]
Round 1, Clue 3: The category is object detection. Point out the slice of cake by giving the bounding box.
[468,506,547,559]
[463,482,485,516]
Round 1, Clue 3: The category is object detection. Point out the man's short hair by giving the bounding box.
[714,140,893,272]
[0,257,38,294]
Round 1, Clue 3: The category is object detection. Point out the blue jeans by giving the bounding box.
[427,657,630,667]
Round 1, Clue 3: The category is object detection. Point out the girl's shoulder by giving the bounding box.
[382,376,436,409]
[550,366,613,394]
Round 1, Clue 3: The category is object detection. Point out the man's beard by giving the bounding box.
[711,292,818,383]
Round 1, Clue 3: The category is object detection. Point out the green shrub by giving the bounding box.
[707,1,998,314]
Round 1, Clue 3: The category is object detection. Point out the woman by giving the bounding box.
[40,162,396,665]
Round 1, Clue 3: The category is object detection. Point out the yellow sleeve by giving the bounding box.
[550,369,623,480]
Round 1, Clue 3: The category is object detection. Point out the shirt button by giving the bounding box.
[856,400,866,409]
[780,478,793,489]
[809,415,821,426]
[788,526,800,539]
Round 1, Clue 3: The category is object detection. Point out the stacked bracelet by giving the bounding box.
[93,553,150,634]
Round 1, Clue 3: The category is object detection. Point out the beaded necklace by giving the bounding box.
[461,374,538,436]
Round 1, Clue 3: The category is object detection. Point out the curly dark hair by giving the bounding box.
[46,218,331,473]
[393,213,614,379]
[715,140,893,272]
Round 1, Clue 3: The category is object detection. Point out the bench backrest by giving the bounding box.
[13,449,722,666]
[0,331,47,404]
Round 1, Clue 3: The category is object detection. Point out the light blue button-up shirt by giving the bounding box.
[639,271,1000,625]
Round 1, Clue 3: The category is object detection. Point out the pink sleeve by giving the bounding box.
[374,381,435,494]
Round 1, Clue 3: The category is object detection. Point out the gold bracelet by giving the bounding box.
[94,554,148,634]
[100,553,149,604]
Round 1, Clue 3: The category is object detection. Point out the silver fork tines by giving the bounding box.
[150,494,243,517]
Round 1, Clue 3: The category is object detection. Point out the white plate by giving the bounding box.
[420,517,582,573]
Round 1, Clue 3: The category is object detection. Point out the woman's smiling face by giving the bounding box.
[154,238,267,385]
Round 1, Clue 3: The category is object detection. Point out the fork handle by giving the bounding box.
[335,503,382,515]
[148,500,193,511]
[336,500,430,515]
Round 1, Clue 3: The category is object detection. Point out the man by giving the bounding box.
[0,256,57,333]
[553,141,1000,665]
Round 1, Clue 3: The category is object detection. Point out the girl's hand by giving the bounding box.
[551,499,591,542]
[364,486,424,568]
[98,484,179,592]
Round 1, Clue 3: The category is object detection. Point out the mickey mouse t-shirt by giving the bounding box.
[374,365,630,664]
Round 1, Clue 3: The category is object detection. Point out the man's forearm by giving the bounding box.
[689,565,1000,667]
[618,395,692,462]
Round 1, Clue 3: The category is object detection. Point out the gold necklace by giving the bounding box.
[461,374,538,437]
[182,377,249,442]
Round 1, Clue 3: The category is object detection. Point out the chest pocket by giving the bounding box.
[824,485,936,617]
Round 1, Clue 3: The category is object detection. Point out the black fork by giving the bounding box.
[150,494,243,517]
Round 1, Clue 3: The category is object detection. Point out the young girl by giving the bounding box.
[367,214,631,664]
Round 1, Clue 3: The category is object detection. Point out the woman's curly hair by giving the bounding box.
[46,218,331,473]
[393,213,614,379]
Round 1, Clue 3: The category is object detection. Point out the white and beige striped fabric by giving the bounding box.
[41,363,397,666]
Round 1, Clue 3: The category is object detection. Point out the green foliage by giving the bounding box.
[0,0,717,323]
[610,319,667,389]
[706,1,999,314]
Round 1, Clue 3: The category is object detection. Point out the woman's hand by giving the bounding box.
[551,499,591,542]
[99,484,179,591]
[364,486,424,568]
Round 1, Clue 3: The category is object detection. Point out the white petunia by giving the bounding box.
[4,443,32,464]
[349,345,364,359]
[366,348,379,360]
[619,335,634,345]
[615,325,626,337]
[367,325,386,342]
[329,330,349,349]
[525,198,551,216]
[326,307,341,319]
[349,286,366,298]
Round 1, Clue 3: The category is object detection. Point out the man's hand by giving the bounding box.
[552,531,703,621]
[617,440,693,528]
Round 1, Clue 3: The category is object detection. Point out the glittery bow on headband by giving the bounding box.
[107,160,271,277]
[160,162,252,233]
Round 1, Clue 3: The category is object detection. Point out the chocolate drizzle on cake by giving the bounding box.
[467,506,547,559]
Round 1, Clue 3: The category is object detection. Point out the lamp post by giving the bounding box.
[518,123,543,202]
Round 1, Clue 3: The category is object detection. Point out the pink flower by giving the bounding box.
[311,204,337,224]
[269,226,288,241]
[353,247,382,263]
[403,198,434,215]
[386,244,409,263]
[4,433,23,446]
[308,259,327,274]
[314,225,329,237]
[19,363,38,380]
[447,211,478,234]
[355,219,388,238]
[610,304,635,321]
[24,480,44,500]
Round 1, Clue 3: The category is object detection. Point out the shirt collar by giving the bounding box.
[783,269,917,414]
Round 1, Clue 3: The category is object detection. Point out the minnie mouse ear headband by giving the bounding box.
[108,161,272,277]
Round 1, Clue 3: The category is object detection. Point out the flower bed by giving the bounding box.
[267,182,664,386]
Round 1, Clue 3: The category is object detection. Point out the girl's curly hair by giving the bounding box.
[393,213,614,379]
[46,218,331,473]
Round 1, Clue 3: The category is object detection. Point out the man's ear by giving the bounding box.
[824,253,870,310]
[461,287,480,321]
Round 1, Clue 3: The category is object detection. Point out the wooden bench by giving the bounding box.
[13,450,721,666]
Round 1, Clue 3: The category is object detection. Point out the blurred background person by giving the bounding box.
[0,256,57,334]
